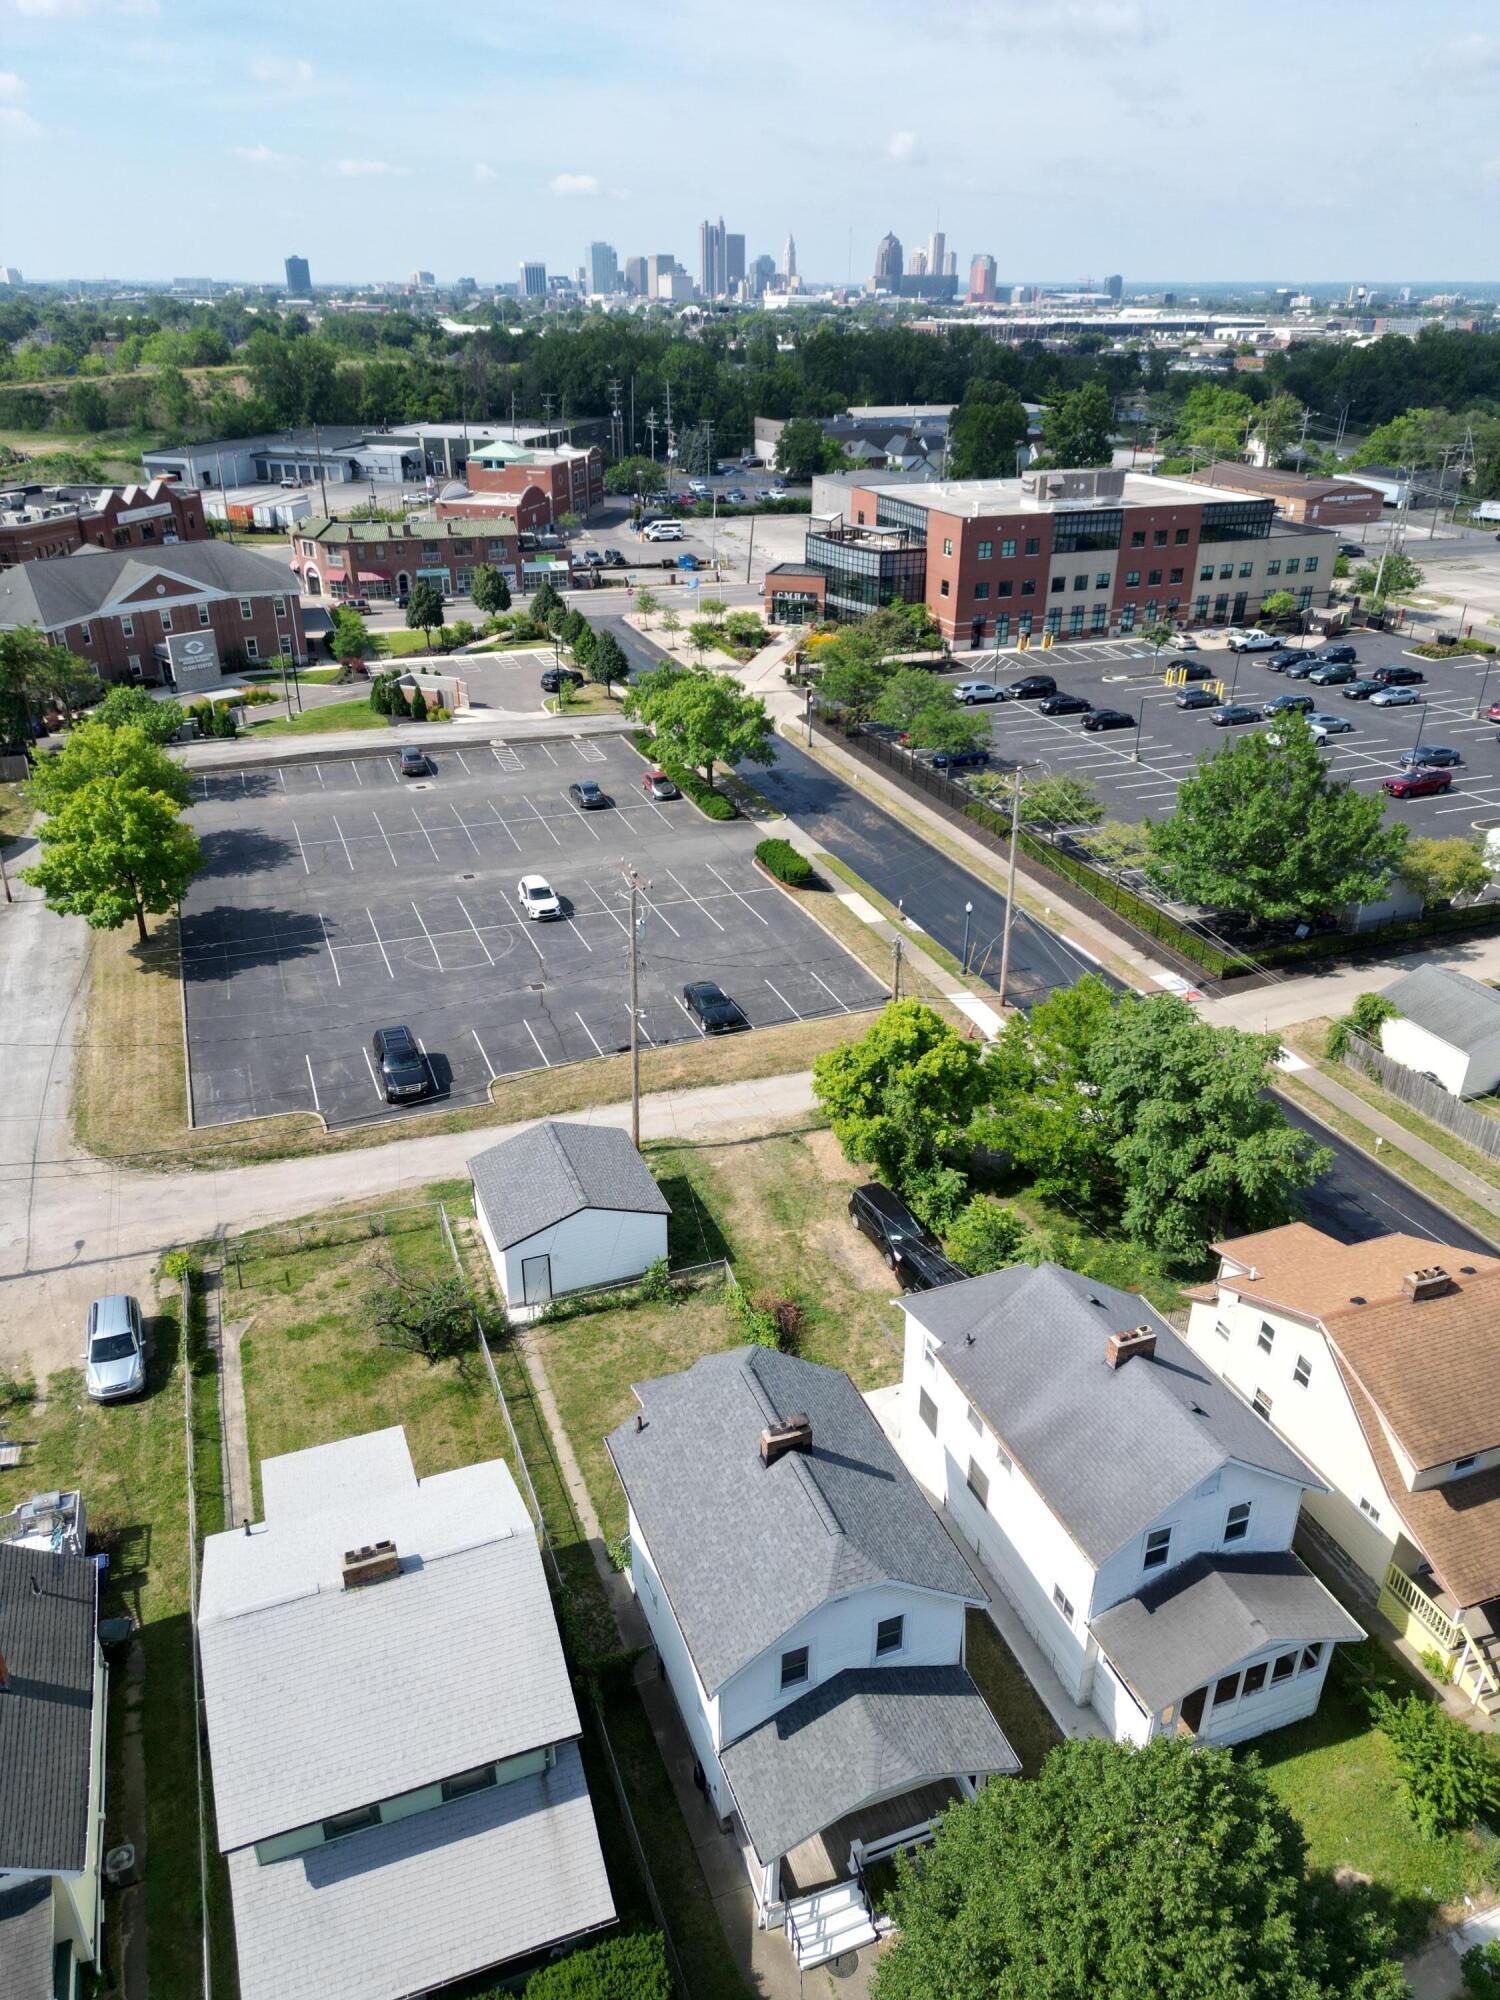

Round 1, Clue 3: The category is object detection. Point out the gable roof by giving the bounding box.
[0,1542,99,1874]
[606,1348,985,1693]
[198,1430,580,1852]
[901,1264,1321,1565]
[0,1878,54,2000]
[297,517,520,547]
[1381,963,1500,1054]
[470,1120,670,1251]
[1325,1265,1500,1469]
[1205,1222,1499,1324]
[0,541,296,630]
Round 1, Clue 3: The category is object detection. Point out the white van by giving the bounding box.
[642,520,685,542]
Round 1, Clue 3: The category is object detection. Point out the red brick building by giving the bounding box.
[431,482,554,535]
[0,479,208,569]
[450,439,604,524]
[1187,462,1384,528]
[0,543,307,687]
[290,517,571,600]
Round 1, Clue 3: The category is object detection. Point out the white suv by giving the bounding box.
[642,520,685,542]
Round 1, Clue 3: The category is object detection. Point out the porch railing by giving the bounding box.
[1379,1562,1499,1707]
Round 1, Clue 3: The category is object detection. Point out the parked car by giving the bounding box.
[1081,707,1134,731]
[1369,686,1423,707]
[1263,693,1315,717]
[1211,704,1260,726]
[1311,643,1358,666]
[1341,679,1385,701]
[1371,664,1425,686]
[567,780,611,810]
[1175,688,1219,709]
[725,488,747,503]
[1309,661,1357,686]
[642,768,679,800]
[343,595,371,613]
[676,553,703,570]
[1283,657,1322,680]
[517,874,562,920]
[582,549,605,568]
[1338,543,1366,558]
[1265,648,1305,672]
[1398,745,1461,769]
[683,980,749,1033]
[1176,659,1215,681]
[372,1025,430,1104]
[84,1294,146,1403]
[1383,769,1453,799]
[1229,629,1279,652]
[641,520,685,542]
[931,745,990,769]
[1164,632,1199,652]
[540,666,584,693]
[1039,691,1091,715]
[954,680,1003,704]
[848,1183,967,1291]
[1487,700,1500,723]
[1307,712,1353,737]
[398,746,428,776]
[1007,674,1057,700]
[603,548,627,567]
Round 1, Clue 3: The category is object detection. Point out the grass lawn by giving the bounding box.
[251,696,391,736]
[0,777,31,846]
[965,1610,1062,1779]
[370,629,438,657]
[545,689,625,717]
[0,1269,232,1997]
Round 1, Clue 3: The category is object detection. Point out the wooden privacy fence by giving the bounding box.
[1343,1032,1500,1163]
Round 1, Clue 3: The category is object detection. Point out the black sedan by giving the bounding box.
[848,1183,967,1291]
[1039,691,1090,716]
[1265,648,1305,672]
[1080,707,1134,731]
[1007,674,1057,700]
[1262,693,1315,717]
[1175,688,1219,710]
[567,780,611,810]
[683,980,749,1033]
[1211,704,1260,726]
[541,666,584,693]
[1282,657,1322,680]
[1341,679,1385,701]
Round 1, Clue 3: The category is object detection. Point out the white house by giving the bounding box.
[1378,964,1500,1099]
[606,1346,1020,1970]
[894,1264,1362,1750]
[1182,1223,1500,1715]
[197,1427,615,2000]
[470,1120,670,1310]
[0,1539,108,2000]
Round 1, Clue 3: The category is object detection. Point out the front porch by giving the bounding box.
[778,1777,965,1900]
[1379,1562,1500,1716]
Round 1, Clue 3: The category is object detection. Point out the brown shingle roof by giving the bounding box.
[1211,1222,1499,1325]
[1325,1268,1500,1469]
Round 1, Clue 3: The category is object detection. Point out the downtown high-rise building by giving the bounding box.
[519,261,547,299]
[700,217,727,297]
[587,241,619,294]
[968,253,998,302]
[1106,273,1123,300]
[624,254,648,296]
[749,253,776,297]
[926,230,945,279]
[873,232,903,287]
[783,232,797,279]
[943,249,957,279]
[284,255,311,295]
[726,233,745,294]
[907,247,928,277]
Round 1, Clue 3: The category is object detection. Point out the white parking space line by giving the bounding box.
[565,914,593,952]
[560,790,604,839]
[502,890,547,961]
[668,868,725,931]
[451,804,482,855]
[331,815,355,871]
[350,762,364,788]
[456,897,495,965]
[765,978,802,1019]
[486,801,523,851]
[674,994,707,1037]
[304,1053,321,1113]
[471,1028,496,1079]
[524,799,563,847]
[409,808,442,861]
[706,862,770,925]
[809,969,849,1011]
[524,1019,552,1066]
[410,900,446,971]
[491,743,523,773]
[370,810,399,867]
[455,750,473,774]
[635,790,674,828]
[362,1046,385,1101]
[364,907,395,977]
[633,1006,656,1047]
[291,820,310,873]
[537,741,560,766]
[278,767,287,791]
[317,912,342,986]
[589,884,631,934]
[575,1011,605,1056]
[572,737,607,763]
[639,885,681,938]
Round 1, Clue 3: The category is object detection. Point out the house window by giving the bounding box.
[244,638,260,660]
[1299,1644,1324,1674]
[998,580,1013,599]
[940,579,950,598]
[141,521,156,540]
[1220,563,1234,580]
[1195,596,1209,619]
[1214,593,1230,617]
[1018,612,1033,636]
[1454,1455,1477,1474]
[1239,562,1254,579]
[1304,557,1318,574]
[1124,570,1141,588]
[1095,572,1110,589]
[1001,538,1016,558]
[1252,1389,1272,1421]
[1359,1496,1380,1524]
[198,604,211,626]
[1052,1585,1074,1624]
[918,1389,937,1435]
[321,1804,381,1842]
[995,616,1010,641]
[1143,1527,1172,1571]
[1050,576,1065,594]
[1148,569,1162,586]
[121,615,134,638]
[780,1646,809,1690]
[1215,1319,1230,1341]
[1021,579,1036,597]
[1069,607,1084,635]
[274,596,287,619]
[974,582,990,600]
[1224,1502,1251,1544]
[922,1336,937,1370]
[159,610,172,633]
[1175,527,1190,544]
[1091,605,1108,633]
[1045,610,1061,636]
[977,539,993,559]
[1130,531,1146,548]
[1169,567,1184,584]
[875,1614,905,1658]
[1153,529,1168,547]
[942,537,953,556]
[967,1458,990,1510]
[1072,573,1087,591]
[1285,558,1300,575]
[1024,536,1039,555]
[1199,564,1214,582]
[1241,1662,1268,1697]
[1294,1354,1312,1388]
[440,1764,496,1803]
[966,1403,983,1436]
[1120,604,1136,631]
[1266,559,1281,576]
[1258,1321,1275,1355]
[78,623,92,644]
[239,598,254,619]
[1272,1651,1297,1684]
[1213,1673,1241,1706]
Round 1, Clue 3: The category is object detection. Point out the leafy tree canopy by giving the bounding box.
[23,775,201,943]
[946,387,1030,480]
[813,1000,990,1186]
[30,718,192,812]
[1400,833,1490,906]
[404,577,445,640]
[92,684,184,744]
[1035,381,1113,468]
[623,665,774,785]
[471,564,511,615]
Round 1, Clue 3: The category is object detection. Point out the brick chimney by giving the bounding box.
[1404,1267,1453,1302]
[341,1541,400,1590]
[761,1414,813,1466]
[1106,1325,1158,1370]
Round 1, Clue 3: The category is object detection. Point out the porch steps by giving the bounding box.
[785,1881,878,1969]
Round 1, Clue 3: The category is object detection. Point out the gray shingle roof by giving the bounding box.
[901,1265,1322,1565]
[1089,1552,1365,1714]
[719,1666,1019,1863]
[606,1348,987,1694]
[0,541,296,630]
[470,1120,670,1251]
[0,1542,98,1873]
[0,1879,54,2000]
[225,1740,613,2000]
[1381,964,1500,1055]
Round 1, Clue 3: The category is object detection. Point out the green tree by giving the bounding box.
[24,776,201,944]
[725,610,767,650]
[1089,994,1332,1257]
[623,666,774,788]
[1354,550,1424,599]
[530,576,564,625]
[975,976,1118,1210]
[30,719,191,813]
[660,608,681,647]
[906,699,990,758]
[943,1196,1029,1274]
[471,564,511,615]
[404,578,444,646]
[687,618,719,661]
[589,629,628,694]
[1254,390,1307,464]
[603,454,667,498]
[1400,834,1491,906]
[699,596,728,623]
[407,682,428,722]
[557,510,581,533]
[1083,818,1152,870]
[367,1255,477,1363]
[1141,618,1175,668]
[873,1736,1406,2000]
[92,685,184,745]
[945,389,1029,480]
[524,1930,672,2000]
[1259,589,1299,625]
[1175,381,1255,459]
[873,668,948,736]
[559,608,587,651]
[368,670,403,716]
[775,416,837,480]
[817,650,893,722]
[813,1000,989,1188]
[331,608,371,663]
[973,771,1104,829]
[1146,715,1406,922]
[634,587,659,628]
[1367,1689,1500,1838]
[571,622,598,668]
[1036,381,1113,468]
[1325,990,1399,1059]
[0,626,90,748]
[66,380,109,432]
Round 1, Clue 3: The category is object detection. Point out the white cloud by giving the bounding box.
[473,161,497,183]
[233,142,290,166]
[0,104,41,135]
[335,157,407,178]
[887,129,920,163]
[0,70,26,99]
[251,55,314,94]
[550,172,599,196]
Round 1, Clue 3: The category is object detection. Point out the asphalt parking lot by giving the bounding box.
[943,633,1500,834]
[179,735,886,1129]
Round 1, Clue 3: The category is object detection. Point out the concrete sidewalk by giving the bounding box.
[173,709,634,768]
[1285,1061,1500,1223]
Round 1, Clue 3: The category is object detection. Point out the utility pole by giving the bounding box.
[541,393,555,449]
[996,775,1023,1012]
[607,376,624,462]
[313,420,329,521]
[621,864,645,1147]
[744,514,756,584]
[1295,406,1312,464]
[1333,400,1352,453]
[645,408,658,464]
[891,934,903,1004]
[1429,445,1455,538]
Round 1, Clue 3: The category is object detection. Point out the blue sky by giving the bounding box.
[2,0,1497,285]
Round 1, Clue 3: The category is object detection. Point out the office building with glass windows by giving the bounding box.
[767,466,1335,647]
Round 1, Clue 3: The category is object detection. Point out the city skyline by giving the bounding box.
[1,0,1493,283]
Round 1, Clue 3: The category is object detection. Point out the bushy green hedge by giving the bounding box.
[631,731,737,819]
[1412,638,1498,658]
[523,1930,672,2000]
[755,837,814,887]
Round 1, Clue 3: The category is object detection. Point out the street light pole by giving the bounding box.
[621,864,645,1148]
[1130,693,1145,761]
[962,900,973,975]
[996,778,1023,1011]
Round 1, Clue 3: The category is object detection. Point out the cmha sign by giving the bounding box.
[164,630,221,689]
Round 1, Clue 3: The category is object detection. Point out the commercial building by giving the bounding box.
[0,478,207,568]
[623,255,647,296]
[1187,462,1384,528]
[0,542,309,685]
[587,241,619,295]
[520,261,547,299]
[700,217,742,299]
[726,232,746,294]
[143,421,566,492]
[765,465,1335,646]
[873,232,904,288]
[967,254,998,303]
[292,517,570,600]
[452,435,604,523]
[284,254,311,295]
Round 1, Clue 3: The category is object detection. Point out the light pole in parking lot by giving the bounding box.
[1131,693,1147,761]
[620,862,647,1148]
[962,901,973,975]
[1474,654,1496,722]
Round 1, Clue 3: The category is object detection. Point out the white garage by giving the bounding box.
[1380,964,1500,1099]
[470,1120,671,1312]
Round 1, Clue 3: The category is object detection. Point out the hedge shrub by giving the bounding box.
[631,730,737,820]
[1367,1687,1500,1836]
[755,837,814,887]
[523,1931,672,2000]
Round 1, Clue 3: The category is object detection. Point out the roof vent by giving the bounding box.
[1404,1266,1453,1303]
[341,1540,400,1590]
[1106,1325,1157,1370]
[761,1414,813,1467]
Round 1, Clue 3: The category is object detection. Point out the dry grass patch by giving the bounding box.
[0,778,30,846]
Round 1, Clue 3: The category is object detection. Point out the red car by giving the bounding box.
[1383,769,1453,800]
[1487,701,1500,723]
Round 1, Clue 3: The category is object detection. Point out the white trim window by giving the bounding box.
[199,604,211,627]
[1223,1501,1251,1545]
[239,598,254,620]
[1052,1585,1075,1624]
[780,1645,809,1690]
[78,622,91,644]
[875,1614,905,1659]
[120,615,134,639]
[274,596,287,619]
[159,610,172,633]
[244,637,260,661]
[1143,1527,1172,1571]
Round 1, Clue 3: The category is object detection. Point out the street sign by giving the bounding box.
[165,630,220,690]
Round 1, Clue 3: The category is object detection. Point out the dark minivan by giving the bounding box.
[372,1025,430,1103]
[849,1183,967,1291]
